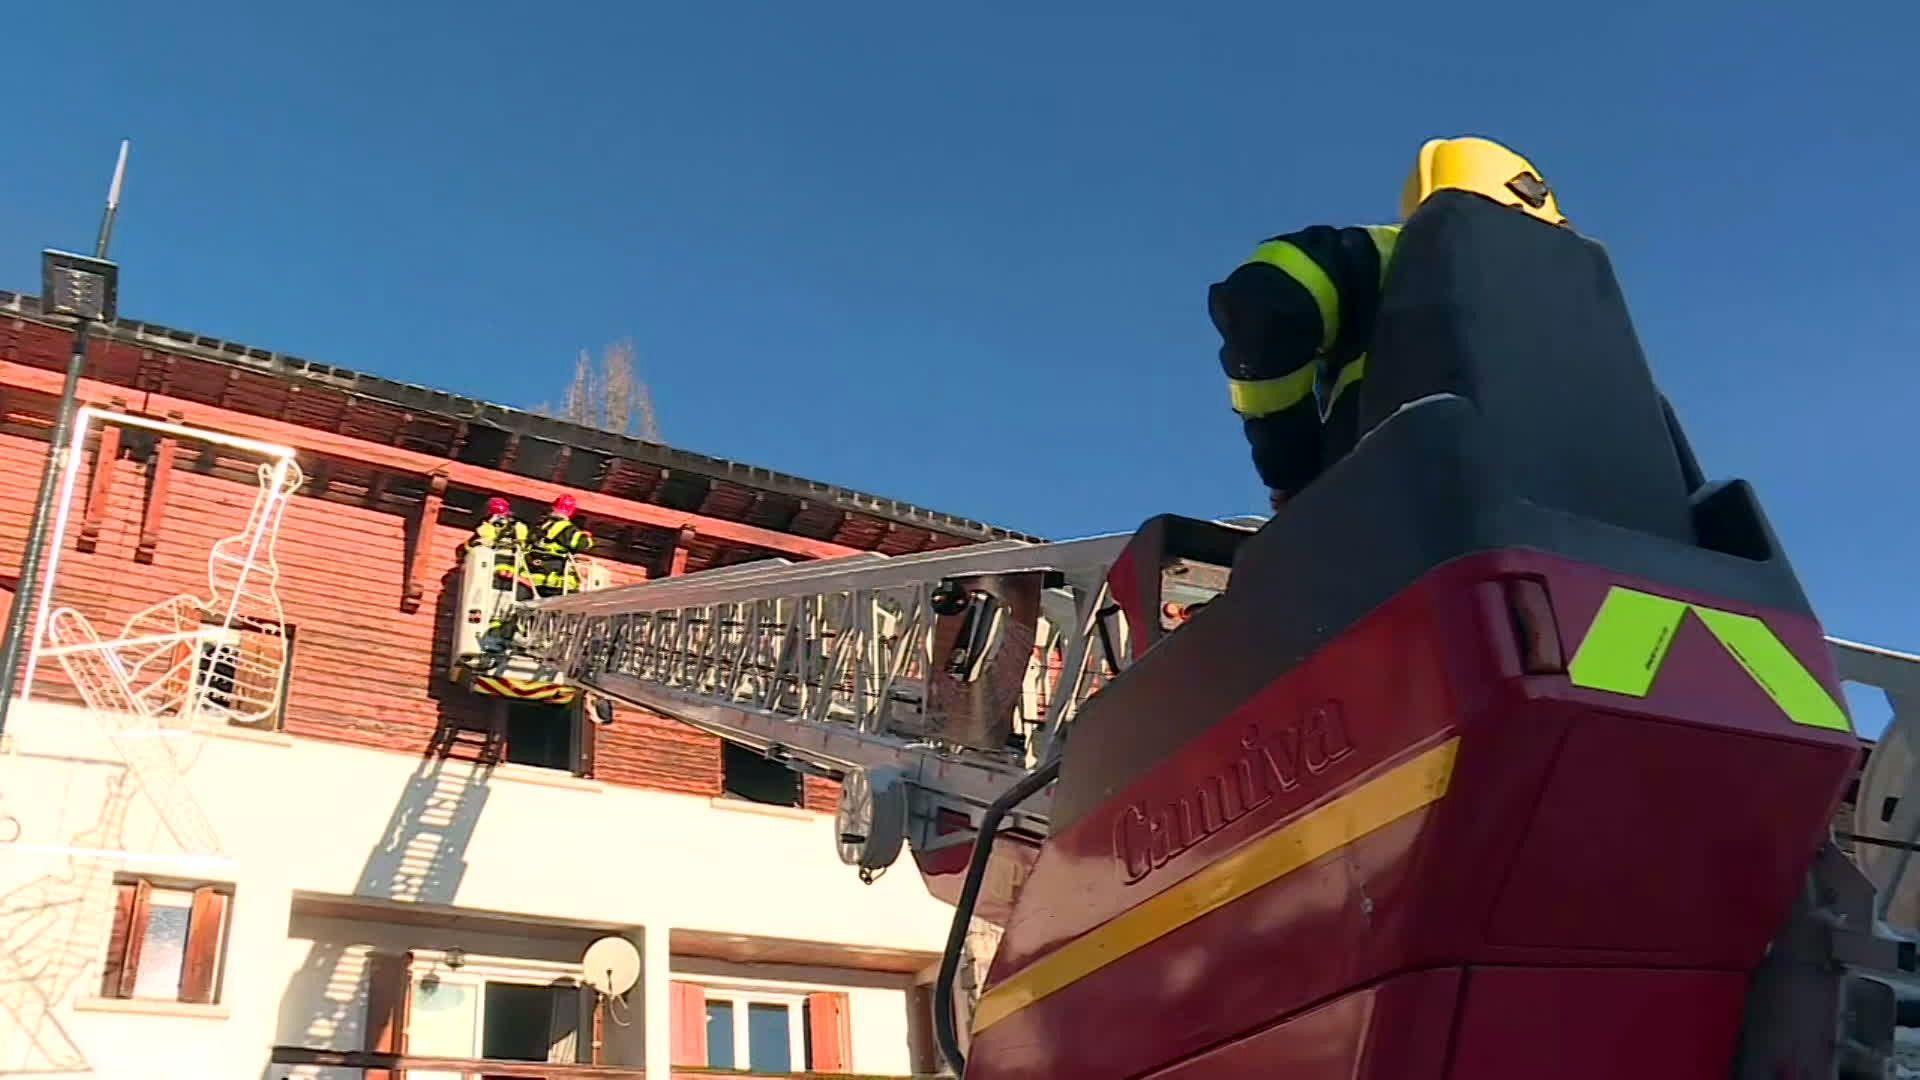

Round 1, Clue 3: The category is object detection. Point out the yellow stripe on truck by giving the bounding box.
[971,737,1460,1035]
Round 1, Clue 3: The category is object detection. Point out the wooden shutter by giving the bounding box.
[178,886,229,1004]
[363,950,413,1080]
[668,981,708,1066]
[114,879,153,998]
[574,702,597,779]
[905,983,939,1074]
[807,991,851,1072]
[99,881,139,998]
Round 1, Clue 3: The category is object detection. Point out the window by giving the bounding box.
[697,993,799,1071]
[405,969,584,1065]
[99,878,231,1004]
[721,741,802,807]
[503,699,578,771]
[482,982,577,1062]
[196,615,293,730]
[673,982,849,1072]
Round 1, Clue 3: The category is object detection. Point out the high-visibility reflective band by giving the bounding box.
[1227,364,1317,419]
[1247,240,1339,353]
[1325,354,1366,414]
[1364,225,1400,289]
[1568,588,1685,696]
[472,675,578,703]
[971,737,1459,1035]
[1569,585,1850,732]
[1692,608,1851,732]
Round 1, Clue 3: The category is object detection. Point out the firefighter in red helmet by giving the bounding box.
[466,496,529,588]
[468,495,533,653]
[528,493,594,596]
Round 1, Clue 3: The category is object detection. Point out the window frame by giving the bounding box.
[498,697,587,774]
[194,613,295,731]
[699,985,809,1073]
[403,948,587,1063]
[719,740,803,807]
[99,875,233,1005]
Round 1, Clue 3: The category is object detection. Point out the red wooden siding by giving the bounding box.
[0,303,1000,805]
[803,776,843,814]
[0,428,735,797]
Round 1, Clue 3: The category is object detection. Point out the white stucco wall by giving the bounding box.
[0,699,950,1078]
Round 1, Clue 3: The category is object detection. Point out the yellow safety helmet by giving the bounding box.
[1400,136,1567,226]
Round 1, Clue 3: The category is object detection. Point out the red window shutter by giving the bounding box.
[115,879,153,998]
[807,991,851,1072]
[669,981,708,1066]
[363,951,413,1080]
[99,881,139,998]
[178,886,229,1004]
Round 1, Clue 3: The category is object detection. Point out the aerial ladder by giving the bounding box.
[512,525,1240,911]
[509,191,1920,1078]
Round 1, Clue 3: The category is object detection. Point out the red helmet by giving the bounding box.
[486,496,511,517]
[552,494,578,518]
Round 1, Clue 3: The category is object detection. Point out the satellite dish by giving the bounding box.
[580,936,641,997]
[836,766,908,873]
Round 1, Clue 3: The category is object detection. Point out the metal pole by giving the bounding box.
[0,141,129,739]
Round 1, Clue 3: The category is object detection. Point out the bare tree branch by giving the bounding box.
[563,349,595,428]
[547,340,663,441]
[632,375,661,442]
[604,340,635,436]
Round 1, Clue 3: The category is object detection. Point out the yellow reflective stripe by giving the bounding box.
[1227,364,1316,419]
[1247,240,1339,352]
[972,737,1459,1035]
[1568,588,1688,696]
[1326,354,1366,412]
[1569,585,1850,732]
[1365,225,1400,289]
[1691,608,1851,732]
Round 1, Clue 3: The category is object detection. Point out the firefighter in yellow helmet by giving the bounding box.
[1209,136,1566,509]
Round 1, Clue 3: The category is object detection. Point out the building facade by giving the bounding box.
[0,290,1027,1078]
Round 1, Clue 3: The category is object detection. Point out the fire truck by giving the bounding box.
[494,192,1920,1076]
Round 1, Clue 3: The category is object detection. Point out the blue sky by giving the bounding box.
[3,4,1915,726]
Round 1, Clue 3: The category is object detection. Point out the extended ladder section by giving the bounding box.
[514,527,1240,864]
